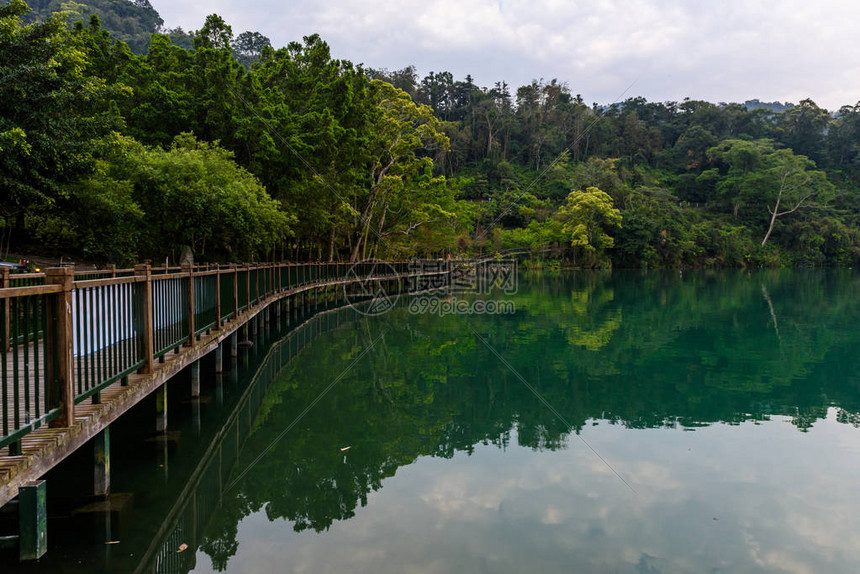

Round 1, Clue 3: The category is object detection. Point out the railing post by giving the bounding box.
[215,264,222,330]
[183,262,195,343]
[1,267,9,351]
[246,264,251,309]
[44,267,75,428]
[134,264,154,375]
[232,265,239,320]
[106,264,116,278]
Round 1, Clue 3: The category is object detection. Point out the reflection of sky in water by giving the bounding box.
[192,409,860,574]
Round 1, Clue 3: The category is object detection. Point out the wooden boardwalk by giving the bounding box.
[0,264,450,510]
[0,292,279,506]
[1,335,143,458]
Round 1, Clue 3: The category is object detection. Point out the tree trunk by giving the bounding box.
[761,195,781,247]
[762,174,788,247]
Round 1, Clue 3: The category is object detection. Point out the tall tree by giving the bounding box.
[0,0,121,244]
[558,186,622,266]
[708,139,834,246]
[351,80,452,260]
[232,31,270,69]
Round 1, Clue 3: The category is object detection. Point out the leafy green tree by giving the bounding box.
[776,98,829,163]
[23,0,163,54]
[236,34,376,260]
[350,80,451,260]
[233,31,271,69]
[128,133,293,260]
[558,187,622,266]
[119,32,196,146]
[0,0,121,242]
[708,139,834,247]
[613,187,698,267]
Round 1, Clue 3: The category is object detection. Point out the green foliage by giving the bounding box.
[127,133,293,261]
[34,133,292,263]
[23,0,163,54]
[6,0,860,267]
[558,187,622,266]
[0,0,122,236]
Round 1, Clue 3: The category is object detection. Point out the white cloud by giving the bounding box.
[149,0,860,109]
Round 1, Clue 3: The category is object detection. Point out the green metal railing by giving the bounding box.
[73,280,145,403]
[153,275,189,359]
[237,269,249,312]
[9,274,45,288]
[219,270,235,323]
[193,273,218,337]
[1,291,61,452]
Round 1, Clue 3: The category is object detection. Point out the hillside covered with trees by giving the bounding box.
[2,0,859,267]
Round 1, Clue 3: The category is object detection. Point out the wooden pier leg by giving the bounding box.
[155,383,167,433]
[18,480,47,561]
[94,427,110,499]
[190,360,200,398]
[214,343,223,374]
[215,376,224,408]
[230,332,238,358]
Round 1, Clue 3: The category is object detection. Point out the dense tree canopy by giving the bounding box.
[4,0,860,267]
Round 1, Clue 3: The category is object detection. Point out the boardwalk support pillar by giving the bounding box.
[156,383,167,433]
[18,480,47,561]
[190,360,201,398]
[230,332,238,358]
[94,427,110,499]
[214,343,223,374]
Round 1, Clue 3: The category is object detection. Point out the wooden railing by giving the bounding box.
[1,261,439,454]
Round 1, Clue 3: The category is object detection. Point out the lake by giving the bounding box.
[4,269,860,573]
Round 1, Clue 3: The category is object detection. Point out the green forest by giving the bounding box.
[2,0,860,267]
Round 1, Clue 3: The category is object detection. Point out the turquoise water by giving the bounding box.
[195,270,860,574]
[4,270,860,573]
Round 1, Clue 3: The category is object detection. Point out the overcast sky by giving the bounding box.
[148,0,860,110]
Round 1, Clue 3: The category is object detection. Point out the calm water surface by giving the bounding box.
[6,270,860,574]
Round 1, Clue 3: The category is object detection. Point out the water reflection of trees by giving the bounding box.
[201,270,860,570]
